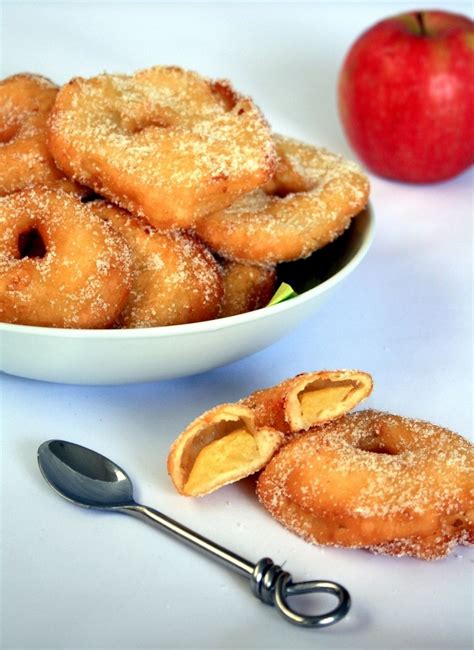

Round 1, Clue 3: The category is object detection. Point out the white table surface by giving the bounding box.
[1,2,473,649]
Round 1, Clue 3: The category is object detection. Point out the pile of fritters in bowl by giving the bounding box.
[0,67,369,328]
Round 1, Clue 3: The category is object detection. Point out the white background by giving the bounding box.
[1,1,473,649]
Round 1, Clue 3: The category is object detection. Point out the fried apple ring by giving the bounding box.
[48,65,276,230]
[195,134,370,264]
[219,259,276,317]
[241,370,373,434]
[93,202,223,327]
[0,74,64,196]
[256,410,474,560]
[167,404,283,496]
[0,187,132,328]
[167,370,372,496]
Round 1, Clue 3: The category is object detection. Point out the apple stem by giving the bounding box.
[415,12,426,36]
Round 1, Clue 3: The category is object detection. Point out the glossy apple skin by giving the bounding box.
[338,11,474,183]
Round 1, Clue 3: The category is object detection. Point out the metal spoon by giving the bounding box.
[37,439,351,628]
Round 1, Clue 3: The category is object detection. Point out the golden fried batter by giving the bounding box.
[167,370,372,496]
[219,259,276,317]
[93,202,223,327]
[241,370,373,433]
[0,188,132,328]
[0,74,63,196]
[257,410,474,560]
[196,134,369,264]
[48,66,276,229]
[167,403,283,496]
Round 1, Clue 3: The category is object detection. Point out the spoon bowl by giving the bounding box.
[37,440,135,509]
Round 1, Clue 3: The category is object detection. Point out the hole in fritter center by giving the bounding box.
[271,186,295,198]
[18,228,46,259]
[80,190,103,203]
[0,122,20,144]
[128,117,171,133]
[263,177,315,199]
[210,81,238,112]
[358,439,399,455]
[117,110,172,134]
[262,158,316,198]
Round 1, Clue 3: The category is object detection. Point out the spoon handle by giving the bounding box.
[120,503,351,628]
[121,503,255,577]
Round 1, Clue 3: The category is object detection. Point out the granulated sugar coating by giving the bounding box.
[195,134,370,264]
[256,410,473,560]
[218,259,276,317]
[1,66,373,328]
[241,369,373,434]
[92,201,223,327]
[0,187,133,328]
[0,74,64,196]
[48,66,276,230]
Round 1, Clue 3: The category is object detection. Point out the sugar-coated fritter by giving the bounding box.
[93,202,223,328]
[257,410,474,560]
[0,74,64,196]
[48,65,276,229]
[167,370,372,496]
[241,370,373,433]
[0,188,132,328]
[219,259,276,317]
[196,134,369,264]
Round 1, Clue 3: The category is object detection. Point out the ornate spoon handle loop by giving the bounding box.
[251,558,351,627]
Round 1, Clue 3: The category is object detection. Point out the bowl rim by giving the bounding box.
[0,205,374,340]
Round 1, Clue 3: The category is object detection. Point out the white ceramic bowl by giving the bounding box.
[0,207,373,385]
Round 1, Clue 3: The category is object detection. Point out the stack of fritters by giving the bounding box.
[0,68,369,328]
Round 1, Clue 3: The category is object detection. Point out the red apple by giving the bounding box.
[338,10,474,183]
